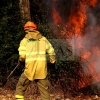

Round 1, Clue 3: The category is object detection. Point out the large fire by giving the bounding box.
[51,0,99,89]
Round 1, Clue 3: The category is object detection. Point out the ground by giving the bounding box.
[0,85,100,100]
[1,77,100,100]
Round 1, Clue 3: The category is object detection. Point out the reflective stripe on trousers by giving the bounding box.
[15,95,24,100]
[15,73,50,100]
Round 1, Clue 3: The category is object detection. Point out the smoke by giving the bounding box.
[43,0,100,62]
[43,0,100,81]
[88,13,97,26]
[78,12,98,53]
[71,4,100,91]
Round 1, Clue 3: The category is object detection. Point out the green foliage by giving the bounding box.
[38,23,52,38]
[0,0,24,81]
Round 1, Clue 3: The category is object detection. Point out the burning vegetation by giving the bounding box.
[1,0,100,99]
[48,0,100,96]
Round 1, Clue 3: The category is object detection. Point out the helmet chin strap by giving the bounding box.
[29,28,35,32]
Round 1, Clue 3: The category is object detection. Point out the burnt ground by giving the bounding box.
[0,86,100,100]
[0,78,100,100]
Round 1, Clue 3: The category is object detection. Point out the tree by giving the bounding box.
[0,0,24,83]
[19,0,31,23]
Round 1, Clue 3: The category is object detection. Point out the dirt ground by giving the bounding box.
[1,76,100,100]
[0,83,100,100]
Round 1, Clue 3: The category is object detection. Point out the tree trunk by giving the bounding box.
[19,0,31,23]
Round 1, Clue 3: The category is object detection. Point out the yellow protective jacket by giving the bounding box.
[18,30,55,81]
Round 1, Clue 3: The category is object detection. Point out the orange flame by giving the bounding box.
[51,0,62,26]
[67,0,99,88]
[51,0,99,88]
[81,51,91,59]
[89,0,98,7]
[67,0,98,37]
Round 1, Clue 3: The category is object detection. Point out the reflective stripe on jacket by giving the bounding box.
[18,31,55,81]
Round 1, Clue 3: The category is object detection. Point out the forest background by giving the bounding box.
[0,0,100,96]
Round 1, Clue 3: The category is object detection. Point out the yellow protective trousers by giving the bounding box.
[15,73,50,100]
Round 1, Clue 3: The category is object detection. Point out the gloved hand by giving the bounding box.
[18,60,25,66]
[18,60,21,66]
[50,62,56,68]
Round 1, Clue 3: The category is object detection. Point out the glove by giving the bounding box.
[18,60,21,66]
[50,62,56,68]
[18,60,25,66]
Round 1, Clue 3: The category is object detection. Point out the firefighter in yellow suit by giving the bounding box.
[15,21,56,100]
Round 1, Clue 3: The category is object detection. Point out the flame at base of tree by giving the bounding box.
[51,0,100,89]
